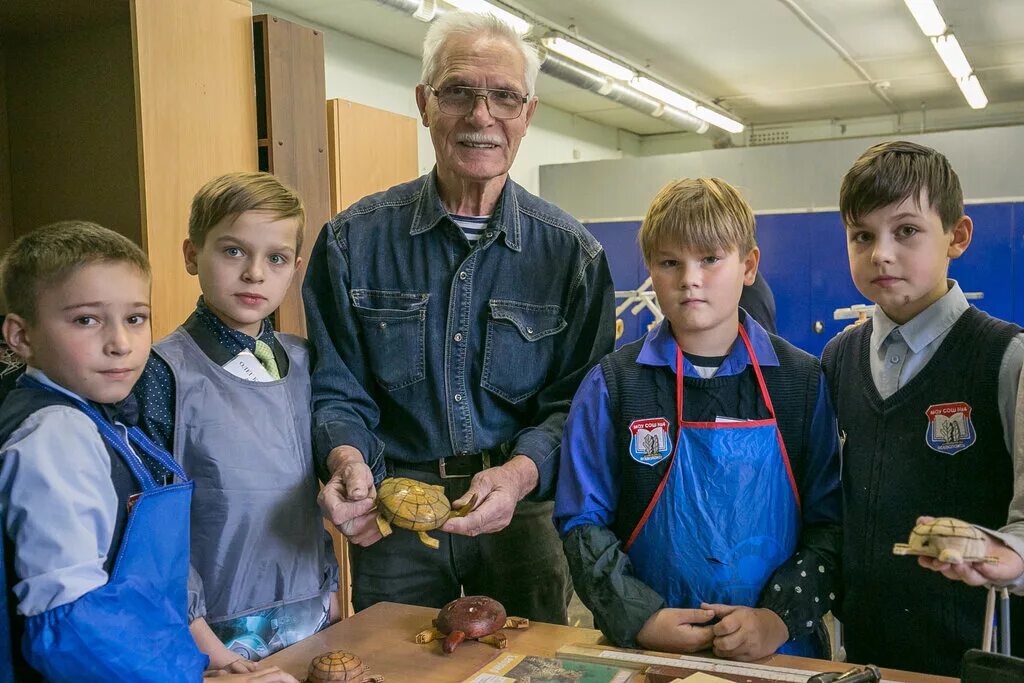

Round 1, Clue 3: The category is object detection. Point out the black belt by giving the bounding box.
[392,451,494,479]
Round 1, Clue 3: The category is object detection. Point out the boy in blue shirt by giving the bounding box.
[135,172,335,673]
[822,140,1024,676]
[0,222,208,680]
[555,178,842,661]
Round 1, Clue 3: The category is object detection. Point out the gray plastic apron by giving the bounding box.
[155,329,333,655]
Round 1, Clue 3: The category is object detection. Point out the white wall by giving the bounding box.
[254,2,632,196]
[541,123,1024,220]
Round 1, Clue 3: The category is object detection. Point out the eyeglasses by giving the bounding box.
[425,85,529,120]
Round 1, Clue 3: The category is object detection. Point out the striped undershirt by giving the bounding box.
[450,213,491,243]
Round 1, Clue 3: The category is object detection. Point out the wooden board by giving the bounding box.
[326,98,418,214]
[263,603,956,683]
[262,602,605,682]
[132,0,258,338]
[255,14,330,337]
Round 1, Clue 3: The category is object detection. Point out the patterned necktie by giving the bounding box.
[253,340,281,380]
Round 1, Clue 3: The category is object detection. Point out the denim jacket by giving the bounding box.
[302,171,615,499]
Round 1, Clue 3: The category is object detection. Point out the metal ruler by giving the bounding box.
[556,644,898,683]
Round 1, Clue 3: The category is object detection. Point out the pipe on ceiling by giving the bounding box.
[540,51,709,134]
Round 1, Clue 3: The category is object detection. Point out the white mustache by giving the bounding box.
[456,132,503,145]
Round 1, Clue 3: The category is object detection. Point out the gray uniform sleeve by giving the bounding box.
[979,335,1024,592]
[0,407,116,616]
[562,523,665,647]
[187,564,207,622]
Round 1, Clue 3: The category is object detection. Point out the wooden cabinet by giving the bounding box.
[253,14,331,337]
[0,0,258,337]
[326,99,418,214]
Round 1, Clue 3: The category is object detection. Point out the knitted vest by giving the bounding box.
[821,306,1023,676]
[600,333,820,543]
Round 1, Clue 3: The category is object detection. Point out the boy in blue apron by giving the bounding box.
[822,141,1024,676]
[133,173,337,671]
[555,179,842,661]
[0,222,208,680]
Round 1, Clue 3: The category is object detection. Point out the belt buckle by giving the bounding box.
[438,456,470,480]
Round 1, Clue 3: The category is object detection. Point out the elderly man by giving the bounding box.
[302,11,615,624]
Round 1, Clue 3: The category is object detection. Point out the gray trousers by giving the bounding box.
[349,463,572,624]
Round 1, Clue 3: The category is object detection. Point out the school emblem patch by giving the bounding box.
[629,417,673,465]
[925,402,976,455]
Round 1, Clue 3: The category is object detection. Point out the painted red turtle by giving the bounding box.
[414,596,529,653]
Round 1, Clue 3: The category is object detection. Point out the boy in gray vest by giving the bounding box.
[821,141,1024,676]
[134,172,335,675]
[555,178,842,662]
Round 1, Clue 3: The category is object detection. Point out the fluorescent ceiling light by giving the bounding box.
[694,106,744,134]
[443,0,531,34]
[931,34,972,80]
[957,74,988,109]
[542,37,634,81]
[903,0,947,37]
[632,77,697,112]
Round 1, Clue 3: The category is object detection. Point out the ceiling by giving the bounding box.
[257,0,1024,136]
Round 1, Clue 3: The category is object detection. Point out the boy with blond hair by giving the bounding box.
[0,222,208,680]
[134,172,334,672]
[555,178,842,661]
[822,140,1024,675]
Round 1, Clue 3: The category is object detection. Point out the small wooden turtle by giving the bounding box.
[305,651,382,683]
[893,516,999,565]
[415,595,529,653]
[375,477,475,549]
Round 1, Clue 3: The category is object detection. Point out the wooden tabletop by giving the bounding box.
[263,602,957,683]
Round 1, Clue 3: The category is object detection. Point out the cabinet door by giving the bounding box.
[133,0,259,338]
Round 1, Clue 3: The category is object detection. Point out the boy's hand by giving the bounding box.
[319,446,380,546]
[915,515,1024,585]
[703,603,789,661]
[635,607,716,654]
[443,456,538,536]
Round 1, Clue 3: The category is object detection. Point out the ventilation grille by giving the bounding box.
[749,129,790,146]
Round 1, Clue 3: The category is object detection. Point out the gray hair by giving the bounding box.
[420,11,541,97]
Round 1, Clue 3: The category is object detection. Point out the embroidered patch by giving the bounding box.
[925,402,976,455]
[629,417,673,465]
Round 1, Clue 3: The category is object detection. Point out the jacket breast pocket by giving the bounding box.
[481,299,566,404]
[351,289,429,391]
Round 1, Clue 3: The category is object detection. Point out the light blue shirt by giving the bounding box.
[0,368,118,616]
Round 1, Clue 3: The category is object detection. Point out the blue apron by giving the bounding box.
[625,325,816,657]
[17,376,207,681]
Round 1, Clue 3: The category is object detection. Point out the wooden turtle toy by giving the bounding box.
[415,595,529,653]
[374,477,476,549]
[305,651,382,683]
[893,516,999,565]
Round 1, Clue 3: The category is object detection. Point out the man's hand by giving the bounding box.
[915,515,1024,586]
[635,607,716,654]
[703,603,788,661]
[318,445,380,546]
[442,455,538,537]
